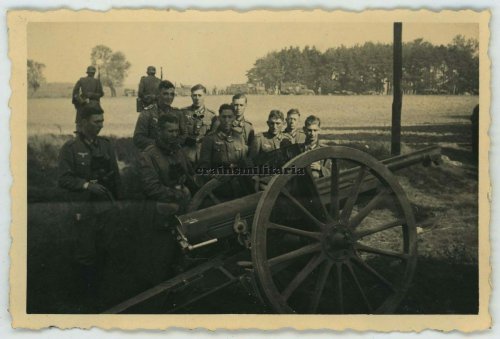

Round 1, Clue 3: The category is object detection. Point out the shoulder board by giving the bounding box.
[245,120,253,125]
[64,137,78,146]
[181,106,192,110]
[318,140,329,147]
[206,108,216,115]
[143,144,157,153]
[143,104,156,111]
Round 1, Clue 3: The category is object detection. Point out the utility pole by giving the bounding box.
[391,22,403,155]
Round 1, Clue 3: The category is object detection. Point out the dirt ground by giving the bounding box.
[26,119,479,314]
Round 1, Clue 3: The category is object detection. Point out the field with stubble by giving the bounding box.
[27,95,480,314]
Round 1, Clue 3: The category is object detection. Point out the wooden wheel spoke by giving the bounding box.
[340,166,368,223]
[268,242,322,267]
[346,261,373,312]
[308,261,333,313]
[303,167,330,221]
[329,159,340,220]
[352,256,396,292]
[282,254,324,300]
[355,243,409,260]
[353,219,404,239]
[268,222,322,240]
[335,262,344,313]
[281,188,324,228]
[348,188,390,228]
[208,192,221,204]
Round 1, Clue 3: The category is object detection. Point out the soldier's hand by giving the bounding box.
[87,182,108,196]
[310,162,321,171]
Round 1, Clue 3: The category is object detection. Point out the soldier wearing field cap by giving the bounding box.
[58,102,121,311]
[72,65,104,127]
[137,66,162,112]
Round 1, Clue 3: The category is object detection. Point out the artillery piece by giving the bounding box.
[104,145,441,315]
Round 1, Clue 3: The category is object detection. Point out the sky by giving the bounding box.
[27,22,478,88]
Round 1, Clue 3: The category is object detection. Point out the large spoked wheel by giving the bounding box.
[251,146,417,314]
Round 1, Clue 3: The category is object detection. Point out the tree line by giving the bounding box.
[246,35,479,95]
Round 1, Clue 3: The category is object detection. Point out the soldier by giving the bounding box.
[284,108,306,144]
[248,110,293,165]
[198,104,251,197]
[58,102,121,311]
[72,65,104,127]
[137,66,162,112]
[300,115,330,178]
[182,84,217,165]
[133,80,186,151]
[210,93,254,146]
[137,114,194,286]
[139,114,194,211]
[198,104,247,170]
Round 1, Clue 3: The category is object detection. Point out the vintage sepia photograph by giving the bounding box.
[8,9,490,330]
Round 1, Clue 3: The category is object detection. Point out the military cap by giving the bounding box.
[80,102,104,120]
[86,65,97,74]
[147,66,156,74]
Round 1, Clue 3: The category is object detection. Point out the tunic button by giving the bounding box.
[81,162,85,165]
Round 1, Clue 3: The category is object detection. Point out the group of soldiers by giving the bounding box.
[61,65,329,311]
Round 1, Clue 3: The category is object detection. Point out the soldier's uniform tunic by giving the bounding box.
[182,105,217,165]
[138,75,161,106]
[284,127,306,144]
[198,130,247,169]
[58,134,121,267]
[139,141,194,208]
[299,140,331,178]
[133,104,187,151]
[210,116,254,146]
[248,131,293,165]
[72,76,104,123]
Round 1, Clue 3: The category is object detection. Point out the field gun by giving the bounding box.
[105,145,441,315]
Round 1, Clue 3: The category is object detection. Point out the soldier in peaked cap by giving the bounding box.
[137,66,162,112]
[72,66,104,128]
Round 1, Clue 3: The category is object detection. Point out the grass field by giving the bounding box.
[26,95,480,314]
[28,95,478,136]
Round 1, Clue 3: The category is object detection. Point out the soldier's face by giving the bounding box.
[219,109,236,132]
[232,98,246,117]
[160,122,180,144]
[304,123,320,144]
[191,89,205,107]
[267,118,283,136]
[286,114,300,130]
[82,114,104,138]
[158,88,176,106]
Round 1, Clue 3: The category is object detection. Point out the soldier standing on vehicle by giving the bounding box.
[284,108,306,144]
[137,66,162,112]
[248,110,293,165]
[210,93,254,147]
[133,80,186,151]
[72,66,104,128]
[58,102,121,311]
[182,84,217,166]
[300,115,330,178]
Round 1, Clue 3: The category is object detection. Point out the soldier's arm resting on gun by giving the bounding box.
[133,111,155,150]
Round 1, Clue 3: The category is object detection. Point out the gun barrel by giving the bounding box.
[175,146,441,246]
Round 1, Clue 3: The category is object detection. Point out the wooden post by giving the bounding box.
[391,22,403,155]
